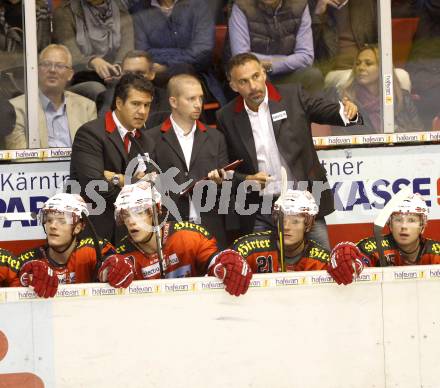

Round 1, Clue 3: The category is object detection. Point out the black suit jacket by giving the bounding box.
[216,82,361,235]
[70,112,155,242]
[147,117,229,248]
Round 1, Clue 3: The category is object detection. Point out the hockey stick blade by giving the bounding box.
[0,212,36,221]
[374,185,412,228]
[274,166,288,209]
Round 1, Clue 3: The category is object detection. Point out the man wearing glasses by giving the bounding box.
[5,44,97,150]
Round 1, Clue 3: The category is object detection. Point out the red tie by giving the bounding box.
[123,130,140,153]
[124,133,130,153]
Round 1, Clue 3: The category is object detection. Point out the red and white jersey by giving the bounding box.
[357,234,440,267]
[0,248,20,287]
[116,221,219,280]
[231,230,330,273]
[16,237,116,284]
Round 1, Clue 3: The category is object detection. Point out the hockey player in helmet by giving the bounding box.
[16,193,135,298]
[231,189,330,273]
[328,192,440,285]
[114,181,252,296]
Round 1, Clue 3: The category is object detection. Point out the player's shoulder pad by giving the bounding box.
[305,240,330,263]
[169,221,212,239]
[0,248,17,269]
[422,239,440,255]
[115,235,137,255]
[0,248,14,259]
[356,235,393,255]
[77,237,109,250]
[232,230,274,258]
[17,247,42,264]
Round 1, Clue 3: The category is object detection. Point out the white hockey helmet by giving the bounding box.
[114,181,161,225]
[274,190,318,231]
[40,193,89,225]
[389,192,429,226]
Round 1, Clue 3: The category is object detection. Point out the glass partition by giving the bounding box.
[393,0,440,134]
[0,0,439,160]
[0,0,26,152]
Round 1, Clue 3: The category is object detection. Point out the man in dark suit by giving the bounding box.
[147,74,229,248]
[216,53,361,249]
[97,50,170,129]
[70,73,156,243]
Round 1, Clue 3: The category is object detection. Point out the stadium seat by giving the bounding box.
[391,18,419,67]
[433,116,440,131]
[203,25,228,123]
[213,25,227,63]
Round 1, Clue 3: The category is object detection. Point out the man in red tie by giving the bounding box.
[70,73,156,243]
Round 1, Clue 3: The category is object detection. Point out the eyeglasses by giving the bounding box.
[38,61,71,72]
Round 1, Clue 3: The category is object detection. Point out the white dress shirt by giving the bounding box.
[112,111,136,153]
[170,115,198,221]
[244,87,357,196]
[244,89,292,196]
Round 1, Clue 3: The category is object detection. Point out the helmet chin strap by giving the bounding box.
[284,239,305,257]
[140,230,155,245]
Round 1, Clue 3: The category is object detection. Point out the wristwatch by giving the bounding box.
[111,174,120,187]
[266,63,273,74]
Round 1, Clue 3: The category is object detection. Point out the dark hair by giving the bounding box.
[111,73,155,110]
[122,50,154,66]
[226,52,261,80]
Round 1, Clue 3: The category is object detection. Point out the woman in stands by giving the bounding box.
[52,0,133,100]
[333,45,423,135]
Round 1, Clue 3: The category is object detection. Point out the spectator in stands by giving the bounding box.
[5,44,96,149]
[70,73,155,243]
[229,0,323,91]
[133,0,225,104]
[0,0,51,52]
[128,0,227,22]
[334,45,422,135]
[309,0,378,84]
[406,0,440,129]
[216,53,361,249]
[147,73,229,248]
[53,0,134,100]
[97,50,170,128]
[0,96,15,142]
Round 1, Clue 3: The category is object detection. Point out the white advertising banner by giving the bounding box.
[0,145,438,242]
[1,269,440,388]
[0,161,70,241]
[319,144,440,225]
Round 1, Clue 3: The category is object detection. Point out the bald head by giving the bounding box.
[168,74,204,125]
[167,74,202,98]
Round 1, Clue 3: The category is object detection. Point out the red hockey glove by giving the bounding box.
[18,260,59,298]
[98,255,134,288]
[327,242,364,285]
[210,249,252,296]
